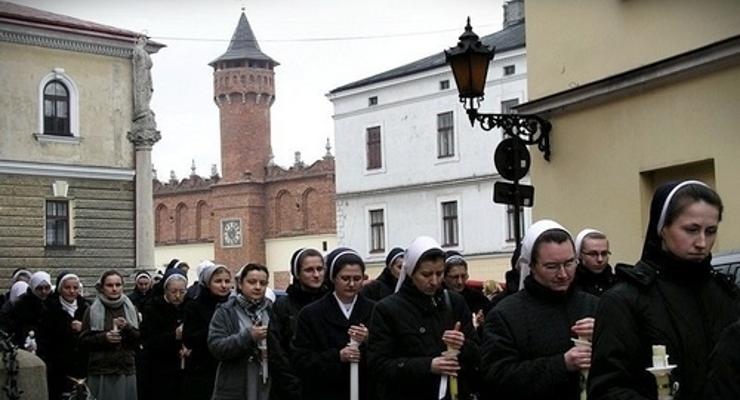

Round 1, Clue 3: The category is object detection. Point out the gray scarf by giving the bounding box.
[89,293,139,331]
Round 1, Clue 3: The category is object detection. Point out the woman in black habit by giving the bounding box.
[361,247,403,302]
[588,180,740,400]
[292,247,376,400]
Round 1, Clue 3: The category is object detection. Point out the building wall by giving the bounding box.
[154,187,214,245]
[154,242,215,283]
[265,233,338,289]
[0,174,135,289]
[0,41,134,169]
[529,63,740,264]
[525,0,740,99]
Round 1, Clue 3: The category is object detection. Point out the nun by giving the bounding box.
[481,220,598,400]
[361,247,404,301]
[80,270,140,400]
[182,264,232,400]
[128,271,152,310]
[0,268,31,308]
[38,271,90,400]
[368,236,480,400]
[140,268,189,400]
[6,271,52,347]
[292,247,376,400]
[588,181,740,400]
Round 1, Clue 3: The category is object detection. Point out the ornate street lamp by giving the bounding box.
[446,18,553,257]
[445,18,551,160]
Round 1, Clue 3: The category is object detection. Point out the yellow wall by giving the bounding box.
[364,254,512,285]
[530,65,740,264]
[265,234,338,272]
[0,42,134,168]
[155,242,215,283]
[526,1,740,99]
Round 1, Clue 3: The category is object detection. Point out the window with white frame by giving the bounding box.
[501,98,519,114]
[437,111,454,158]
[441,201,459,247]
[366,126,382,170]
[46,200,70,246]
[506,205,526,242]
[38,69,79,137]
[369,209,385,253]
[503,65,516,76]
[439,80,450,90]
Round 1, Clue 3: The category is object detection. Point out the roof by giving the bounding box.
[329,21,525,94]
[209,12,278,67]
[0,0,163,48]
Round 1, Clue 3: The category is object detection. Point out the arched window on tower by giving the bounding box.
[155,204,168,243]
[43,80,71,136]
[176,203,188,242]
[302,188,320,231]
[196,200,210,240]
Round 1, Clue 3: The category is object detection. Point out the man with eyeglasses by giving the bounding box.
[573,229,617,296]
[481,220,598,400]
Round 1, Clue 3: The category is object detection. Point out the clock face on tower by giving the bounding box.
[221,219,242,248]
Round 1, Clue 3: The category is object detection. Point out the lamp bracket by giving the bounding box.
[465,107,552,161]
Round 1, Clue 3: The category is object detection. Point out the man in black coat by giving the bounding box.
[705,318,740,399]
[368,236,480,400]
[443,251,492,328]
[482,220,598,400]
[292,247,376,400]
[573,229,617,297]
[361,247,403,302]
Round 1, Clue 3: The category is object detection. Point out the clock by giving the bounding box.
[221,219,242,247]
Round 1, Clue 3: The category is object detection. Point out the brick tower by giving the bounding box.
[208,12,278,269]
[210,12,278,183]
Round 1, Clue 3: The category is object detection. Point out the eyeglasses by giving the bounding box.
[540,259,578,272]
[581,251,611,258]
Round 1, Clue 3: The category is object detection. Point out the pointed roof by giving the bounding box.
[209,12,278,67]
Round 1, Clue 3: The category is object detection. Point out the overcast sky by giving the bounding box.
[18,0,505,179]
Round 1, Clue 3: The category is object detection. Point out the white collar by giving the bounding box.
[333,292,358,320]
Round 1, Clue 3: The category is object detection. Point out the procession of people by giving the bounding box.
[1,180,739,400]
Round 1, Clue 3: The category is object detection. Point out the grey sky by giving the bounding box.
[17,0,505,178]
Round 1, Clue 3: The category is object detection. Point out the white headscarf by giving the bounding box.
[265,287,276,303]
[575,228,603,258]
[517,220,572,291]
[29,271,51,291]
[394,236,444,293]
[196,260,215,282]
[9,281,29,303]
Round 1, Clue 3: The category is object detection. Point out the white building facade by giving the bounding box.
[328,10,529,281]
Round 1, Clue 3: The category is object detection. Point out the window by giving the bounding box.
[366,126,382,170]
[43,80,70,136]
[437,112,455,158]
[501,98,519,114]
[368,96,378,106]
[369,209,385,253]
[439,80,450,90]
[503,65,516,76]
[506,205,526,242]
[442,201,459,247]
[46,200,69,246]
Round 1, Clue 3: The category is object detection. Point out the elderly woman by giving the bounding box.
[182,264,232,400]
[80,270,140,400]
[589,181,740,400]
[140,268,189,400]
[6,271,52,348]
[208,263,292,400]
[292,247,376,400]
[368,236,480,400]
[38,272,89,400]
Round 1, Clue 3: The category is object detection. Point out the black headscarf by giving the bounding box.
[326,247,365,282]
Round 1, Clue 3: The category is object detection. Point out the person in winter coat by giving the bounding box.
[6,271,52,348]
[140,268,189,400]
[80,270,140,400]
[0,281,29,327]
[443,251,492,329]
[481,220,598,400]
[182,264,232,400]
[128,271,152,310]
[292,247,376,400]
[37,272,90,400]
[704,318,740,399]
[572,229,617,297]
[208,263,294,400]
[368,236,480,400]
[270,247,330,397]
[187,260,216,300]
[0,268,31,308]
[361,247,403,301]
[588,180,739,400]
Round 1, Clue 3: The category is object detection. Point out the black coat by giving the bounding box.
[140,295,187,400]
[573,264,617,297]
[127,288,150,311]
[588,261,739,400]
[361,268,396,302]
[460,286,492,315]
[292,293,375,400]
[5,290,46,347]
[367,280,480,400]
[481,276,598,400]
[38,293,89,400]
[182,287,228,400]
[705,319,740,399]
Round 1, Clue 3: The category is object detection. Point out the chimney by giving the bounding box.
[503,0,524,28]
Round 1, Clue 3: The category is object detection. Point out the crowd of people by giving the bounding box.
[0,179,738,400]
